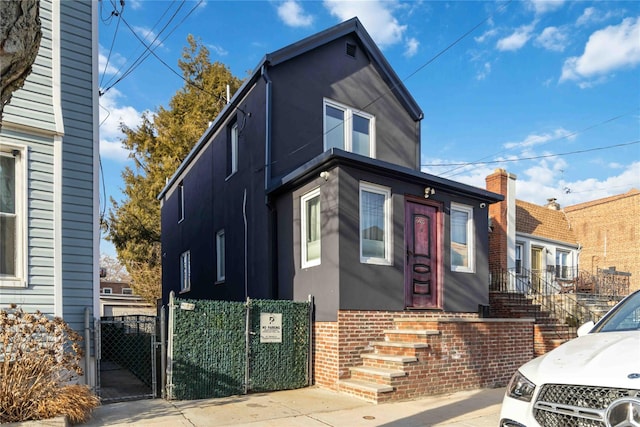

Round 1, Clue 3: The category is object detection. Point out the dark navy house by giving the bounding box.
[158,18,502,322]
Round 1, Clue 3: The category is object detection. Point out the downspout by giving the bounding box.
[261,64,278,298]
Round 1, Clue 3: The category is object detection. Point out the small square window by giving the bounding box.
[122,288,133,295]
[102,288,112,294]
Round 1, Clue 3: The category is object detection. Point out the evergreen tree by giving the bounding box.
[105,35,243,303]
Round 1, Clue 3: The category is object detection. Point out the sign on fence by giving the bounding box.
[260,313,282,343]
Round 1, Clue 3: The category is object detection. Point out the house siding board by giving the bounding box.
[59,0,96,331]
[268,34,419,180]
[2,0,56,133]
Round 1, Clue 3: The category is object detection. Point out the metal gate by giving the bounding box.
[98,315,158,403]
[166,293,312,400]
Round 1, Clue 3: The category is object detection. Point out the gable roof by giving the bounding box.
[159,17,422,200]
[516,200,577,245]
[564,188,639,212]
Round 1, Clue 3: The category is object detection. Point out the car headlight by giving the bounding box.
[507,371,536,402]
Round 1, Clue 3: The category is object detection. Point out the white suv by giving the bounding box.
[499,290,640,427]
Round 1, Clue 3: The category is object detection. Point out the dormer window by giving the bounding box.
[323,99,375,158]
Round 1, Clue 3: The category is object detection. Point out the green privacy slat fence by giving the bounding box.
[168,294,311,400]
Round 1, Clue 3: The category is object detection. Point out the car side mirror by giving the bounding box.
[577,321,595,337]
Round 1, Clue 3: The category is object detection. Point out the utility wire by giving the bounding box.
[422,140,639,167]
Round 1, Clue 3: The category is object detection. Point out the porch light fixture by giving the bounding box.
[320,171,330,181]
[424,186,435,198]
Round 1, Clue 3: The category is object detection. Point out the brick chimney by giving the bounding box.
[486,169,517,272]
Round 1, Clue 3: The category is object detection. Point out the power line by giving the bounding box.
[422,140,640,167]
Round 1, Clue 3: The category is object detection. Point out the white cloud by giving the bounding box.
[208,44,228,57]
[475,29,498,44]
[323,0,406,48]
[133,26,163,48]
[99,51,120,76]
[576,7,622,27]
[561,17,640,84]
[535,26,568,52]
[496,22,537,51]
[404,37,419,57]
[99,88,144,162]
[528,0,565,15]
[476,62,491,80]
[503,128,575,150]
[277,0,313,28]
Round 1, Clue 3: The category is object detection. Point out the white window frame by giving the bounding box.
[359,182,392,265]
[301,188,321,268]
[122,288,133,295]
[227,122,238,178]
[180,250,191,293]
[515,242,524,275]
[323,98,376,158]
[555,249,570,279]
[0,143,27,288]
[178,181,184,223]
[216,229,225,282]
[102,287,113,294]
[450,202,475,273]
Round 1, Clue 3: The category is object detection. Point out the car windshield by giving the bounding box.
[593,290,640,333]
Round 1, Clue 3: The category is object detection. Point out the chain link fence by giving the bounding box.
[166,293,312,400]
[98,315,157,402]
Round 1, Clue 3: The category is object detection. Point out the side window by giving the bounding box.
[555,250,570,279]
[216,230,225,282]
[451,203,475,273]
[178,181,184,223]
[515,242,524,275]
[324,99,375,158]
[102,288,113,294]
[0,145,26,287]
[122,288,133,295]
[227,121,238,178]
[180,250,191,292]
[359,182,392,265]
[301,188,321,268]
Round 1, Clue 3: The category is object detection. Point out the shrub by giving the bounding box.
[0,305,100,424]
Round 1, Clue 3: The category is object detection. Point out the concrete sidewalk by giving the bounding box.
[82,386,505,426]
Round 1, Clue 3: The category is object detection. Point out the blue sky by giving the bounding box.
[98,0,640,256]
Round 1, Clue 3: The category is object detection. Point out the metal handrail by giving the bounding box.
[490,268,603,327]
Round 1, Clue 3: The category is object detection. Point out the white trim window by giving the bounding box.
[301,188,321,268]
[555,250,570,279]
[324,99,375,157]
[0,144,26,287]
[227,122,238,178]
[359,182,392,265]
[451,203,475,273]
[102,287,113,294]
[178,181,185,223]
[515,242,524,275]
[216,229,225,282]
[122,288,133,295]
[180,250,191,292]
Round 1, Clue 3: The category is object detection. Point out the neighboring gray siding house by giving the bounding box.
[0,0,98,383]
[158,18,502,319]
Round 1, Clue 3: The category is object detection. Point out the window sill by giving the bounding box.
[215,280,225,285]
[0,279,27,288]
[179,289,190,294]
[360,259,393,266]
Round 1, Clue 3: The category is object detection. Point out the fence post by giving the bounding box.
[166,291,175,400]
[244,297,252,395]
[307,294,314,386]
[160,305,167,399]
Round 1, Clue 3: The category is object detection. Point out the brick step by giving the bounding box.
[361,353,417,370]
[370,341,430,357]
[383,329,440,343]
[338,379,394,403]
[349,366,407,385]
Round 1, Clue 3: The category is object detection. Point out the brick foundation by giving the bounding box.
[313,310,534,402]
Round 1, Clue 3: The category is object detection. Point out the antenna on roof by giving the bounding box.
[226,84,230,104]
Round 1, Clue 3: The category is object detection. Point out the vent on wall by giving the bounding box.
[346,42,357,58]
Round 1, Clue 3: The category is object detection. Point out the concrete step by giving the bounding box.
[383,329,440,343]
[349,366,407,384]
[338,379,394,403]
[370,341,430,357]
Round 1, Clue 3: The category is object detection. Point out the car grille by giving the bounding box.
[533,384,640,427]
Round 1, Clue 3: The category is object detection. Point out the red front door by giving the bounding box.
[405,200,440,309]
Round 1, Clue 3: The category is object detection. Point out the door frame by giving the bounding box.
[404,196,444,309]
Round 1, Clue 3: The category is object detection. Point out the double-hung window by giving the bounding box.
[216,229,225,282]
[0,145,26,287]
[451,203,475,273]
[515,242,524,275]
[324,99,375,157]
[359,182,391,265]
[180,250,191,292]
[556,250,570,279]
[301,188,321,268]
